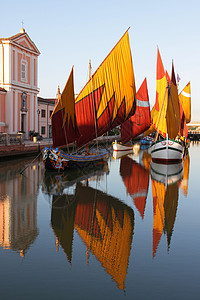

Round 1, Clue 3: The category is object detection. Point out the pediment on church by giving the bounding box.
[11,32,40,55]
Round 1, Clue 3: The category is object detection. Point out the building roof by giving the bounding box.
[38,97,56,105]
[0,28,40,55]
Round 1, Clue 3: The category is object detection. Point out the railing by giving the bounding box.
[188,130,200,141]
[0,133,25,145]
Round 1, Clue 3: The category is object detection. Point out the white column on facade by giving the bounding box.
[11,45,13,84]
[3,44,10,84]
[31,54,34,89]
[30,93,34,130]
[9,44,12,84]
[7,90,13,134]
[35,58,38,88]
[0,44,3,83]
[35,95,38,132]
[16,48,18,83]
[15,90,18,132]
[15,49,17,83]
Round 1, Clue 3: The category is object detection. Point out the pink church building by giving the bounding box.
[0,28,40,138]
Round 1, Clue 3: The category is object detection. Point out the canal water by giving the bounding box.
[0,143,199,299]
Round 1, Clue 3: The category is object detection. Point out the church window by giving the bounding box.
[21,60,27,82]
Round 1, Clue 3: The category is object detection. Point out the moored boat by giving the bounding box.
[150,136,184,164]
[113,78,151,153]
[148,49,184,163]
[42,29,137,171]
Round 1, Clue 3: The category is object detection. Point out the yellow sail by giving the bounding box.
[143,106,156,136]
[179,82,191,123]
[164,183,179,248]
[53,67,76,127]
[152,49,168,137]
[74,184,134,290]
[181,153,190,196]
[75,206,133,290]
[152,179,165,257]
[166,63,180,139]
[75,30,136,123]
[152,50,180,138]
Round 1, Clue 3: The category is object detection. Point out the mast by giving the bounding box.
[89,59,99,151]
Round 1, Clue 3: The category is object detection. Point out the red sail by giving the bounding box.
[120,156,149,219]
[121,78,150,143]
[75,31,136,148]
[51,68,80,148]
[179,101,188,138]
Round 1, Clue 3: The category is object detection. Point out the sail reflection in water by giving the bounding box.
[50,165,134,290]
[150,156,189,257]
[120,155,150,219]
[0,159,40,256]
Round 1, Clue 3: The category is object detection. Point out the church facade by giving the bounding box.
[0,28,40,138]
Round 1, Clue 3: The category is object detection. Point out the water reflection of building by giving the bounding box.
[0,159,41,256]
[51,182,134,290]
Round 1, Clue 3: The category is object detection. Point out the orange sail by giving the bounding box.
[164,183,179,249]
[120,156,149,219]
[179,101,188,138]
[51,68,80,148]
[152,179,165,257]
[181,153,190,196]
[179,82,191,123]
[166,62,181,138]
[152,50,181,139]
[51,194,77,264]
[74,183,134,290]
[152,48,168,137]
[121,78,150,143]
[75,30,136,148]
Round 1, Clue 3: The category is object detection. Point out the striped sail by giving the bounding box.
[179,82,191,123]
[152,49,180,139]
[75,30,136,148]
[120,78,150,143]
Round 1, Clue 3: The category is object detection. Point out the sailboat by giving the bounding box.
[42,29,137,171]
[149,49,184,164]
[113,78,150,153]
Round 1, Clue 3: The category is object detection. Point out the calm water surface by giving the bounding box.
[0,143,200,299]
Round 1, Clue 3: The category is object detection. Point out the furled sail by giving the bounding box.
[51,68,80,148]
[75,30,136,148]
[120,78,150,143]
[179,82,191,123]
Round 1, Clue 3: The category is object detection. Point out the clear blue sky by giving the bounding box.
[1,0,200,120]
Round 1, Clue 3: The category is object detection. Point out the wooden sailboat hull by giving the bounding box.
[149,139,184,164]
[42,147,109,172]
[112,140,140,154]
